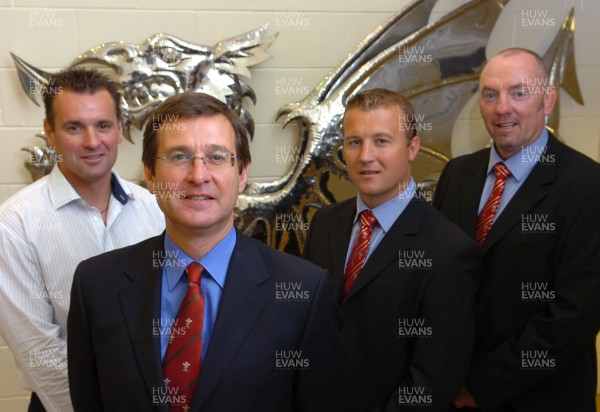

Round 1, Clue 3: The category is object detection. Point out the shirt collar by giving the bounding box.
[47,166,131,210]
[163,227,236,292]
[110,173,130,205]
[487,128,549,182]
[354,178,416,233]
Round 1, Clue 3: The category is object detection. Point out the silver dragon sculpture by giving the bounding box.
[12,0,583,254]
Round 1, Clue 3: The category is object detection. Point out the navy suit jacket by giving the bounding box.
[68,230,353,412]
[434,133,600,412]
[304,196,480,411]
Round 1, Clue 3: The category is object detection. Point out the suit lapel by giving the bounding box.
[342,198,425,303]
[118,234,167,412]
[192,232,269,410]
[461,151,489,237]
[329,200,357,301]
[481,134,560,253]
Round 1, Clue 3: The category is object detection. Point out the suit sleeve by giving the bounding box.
[389,238,481,412]
[432,161,451,210]
[67,263,105,412]
[466,186,600,409]
[302,206,321,261]
[294,268,358,412]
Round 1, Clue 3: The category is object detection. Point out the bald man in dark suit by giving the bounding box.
[435,48,600,412]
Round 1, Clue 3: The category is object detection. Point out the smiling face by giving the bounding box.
[144,114,248,243]
[342,105,420,209]
[44,89,123,188]
[479,50,556,159]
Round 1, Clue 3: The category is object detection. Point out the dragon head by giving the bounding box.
[13,25,277,143]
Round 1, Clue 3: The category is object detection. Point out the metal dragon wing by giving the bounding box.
[543,8,583,135]
[236,0,510,253]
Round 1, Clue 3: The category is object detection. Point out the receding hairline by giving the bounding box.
[483,48,547,80]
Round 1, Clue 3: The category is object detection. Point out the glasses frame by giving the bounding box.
[154,152,237,168]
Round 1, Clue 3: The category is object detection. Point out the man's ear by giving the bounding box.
[543,85,558,116]
[144,165,154,194]
[408,136,420,162]
[117,121,124,144]
[44,119,55,147]
[238,163,249,193]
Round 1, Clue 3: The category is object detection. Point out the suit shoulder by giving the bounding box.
[420,201,478,247]
[556,140,600,177]
[238,233,327,279]
[313,197,355,219]
[445,148,489,171]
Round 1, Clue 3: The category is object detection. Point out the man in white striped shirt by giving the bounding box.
[0,68,164,412]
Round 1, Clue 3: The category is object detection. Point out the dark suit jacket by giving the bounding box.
[434,133,600,412]
[67,230,353,412]
[303,196,481,412]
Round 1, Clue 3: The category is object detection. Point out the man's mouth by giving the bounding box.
[81,153,105,160]
[186,195,210,200]
[496,122,517,129]
[184,193,214,201]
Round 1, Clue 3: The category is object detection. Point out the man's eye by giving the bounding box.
[169,153,189,161]
[208,154,226,162]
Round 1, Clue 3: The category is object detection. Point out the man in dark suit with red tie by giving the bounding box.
[67,92,352,411]
[304,88,481,411]
[434,48,600,411]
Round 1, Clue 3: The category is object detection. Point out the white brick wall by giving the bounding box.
[0,0,598,410]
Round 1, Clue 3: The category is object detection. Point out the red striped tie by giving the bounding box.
[475,163,511,247]
[342,210,378,299]
[162,262,204,412]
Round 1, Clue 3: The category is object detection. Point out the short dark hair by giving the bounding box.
[344,88,418,140]
[142,91,251,175]
[42,67,122,128]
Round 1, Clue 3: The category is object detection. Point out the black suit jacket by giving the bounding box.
[68,230,353,412]
[434,133,600,412]
[304,196,480,411]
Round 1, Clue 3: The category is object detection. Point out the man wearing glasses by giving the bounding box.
[67,92,352,412]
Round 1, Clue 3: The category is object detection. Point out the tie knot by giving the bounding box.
[186,262,203,284]
[360,210,378,229]
[493,162,511,181]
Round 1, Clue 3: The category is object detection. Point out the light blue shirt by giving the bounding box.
[478,129,549,220]
[159,228,235,363]
[345,178,416,267]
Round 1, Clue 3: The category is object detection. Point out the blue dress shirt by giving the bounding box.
[345,178,416,267]
[159,227,235,363]
[478,129,549,220]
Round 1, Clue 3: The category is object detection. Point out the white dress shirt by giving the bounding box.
[0,166,165,412]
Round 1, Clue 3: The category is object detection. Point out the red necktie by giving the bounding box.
[162,262,204,412]
[475,163,511,247]
[342,210,378,299]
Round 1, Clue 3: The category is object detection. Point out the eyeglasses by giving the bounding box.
[154,152,237,169]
